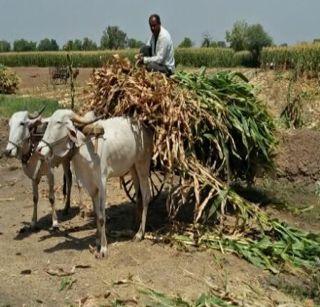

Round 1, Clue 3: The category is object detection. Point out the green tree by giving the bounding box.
[226,20,273,64]
[201,35,224,48]
[62,39,82,51]
[127,38,143,49]
[178,37,193,48]
[217,41,226,48]
[73,39,82,50]
[63,40,74,51]
[100,26,127,49]
[201,33,212,48]
[246,24,273,61]
[37,38,59,51]
[13,39,37,52]
[226,20,249,51]
[209,41,219,48]
[0,40,11,52]
[82,37,98,50]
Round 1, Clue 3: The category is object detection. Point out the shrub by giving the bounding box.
[0,65,20,94]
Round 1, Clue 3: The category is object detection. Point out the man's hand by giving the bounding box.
[135,53,143,66]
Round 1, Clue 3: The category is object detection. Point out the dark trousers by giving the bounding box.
[140,45,172,76]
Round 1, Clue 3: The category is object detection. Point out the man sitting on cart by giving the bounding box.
[138,14,175,76]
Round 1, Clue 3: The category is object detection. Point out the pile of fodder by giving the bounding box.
[84,55,276,223]
[83,55,320,273]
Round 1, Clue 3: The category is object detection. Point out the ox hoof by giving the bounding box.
[51,221,59,230]
[97,245,107,259]
[89,244,107,259]
[133,232,143,242]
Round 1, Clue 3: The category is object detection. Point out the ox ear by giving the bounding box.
[67,124,85,147]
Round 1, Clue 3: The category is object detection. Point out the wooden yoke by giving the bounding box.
[81,124,104,153]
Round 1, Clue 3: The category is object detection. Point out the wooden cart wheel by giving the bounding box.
[121,169,166,203]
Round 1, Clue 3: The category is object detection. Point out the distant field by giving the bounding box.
[0,48,253,68]
[0,95,60,117]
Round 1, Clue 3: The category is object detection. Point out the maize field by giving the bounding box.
[0,48,253,68]
[261,43,320,74]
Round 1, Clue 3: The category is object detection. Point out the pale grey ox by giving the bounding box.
[36,109,153,258]
[3,110,73,229]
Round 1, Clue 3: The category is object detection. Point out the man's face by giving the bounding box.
[149,17,161,36]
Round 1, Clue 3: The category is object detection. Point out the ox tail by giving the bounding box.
[63,174,67,196]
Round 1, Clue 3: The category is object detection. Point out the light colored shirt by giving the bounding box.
[143,26,175,72]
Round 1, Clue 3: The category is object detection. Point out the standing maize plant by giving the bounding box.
[261,43,320,75]
[0,64,20,94]
[0,48,255,68]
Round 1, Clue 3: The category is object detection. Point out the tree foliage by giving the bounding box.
[226,21,249,51]
[201,34,212,48]
[73,39,83,51]
[217,41,226,48]
[201,34,226,48]
[82,37,98,50]
[100,26,127,49]
[179,37,193,48]
[127,38,143,49]
[37,38,59,51]
[0,40,11,52]
[62,39,83,51]
[63,40,75,51]
[13,39,37,52]
[226,20,273,64]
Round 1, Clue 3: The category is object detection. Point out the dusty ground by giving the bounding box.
[275,129,320,182]
[0,121,295,307]
[0,68,320,306]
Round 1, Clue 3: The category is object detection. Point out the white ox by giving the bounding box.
[36,109,153,258]
[3,110,73,229]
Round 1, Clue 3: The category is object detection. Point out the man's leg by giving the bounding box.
[146,62,171,75]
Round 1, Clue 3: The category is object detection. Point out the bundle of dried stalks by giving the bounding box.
[82,55,274,225]
[80,56,320,272]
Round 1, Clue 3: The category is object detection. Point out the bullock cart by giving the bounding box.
[120,164,166,203]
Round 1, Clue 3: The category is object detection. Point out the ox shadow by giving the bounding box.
[14,206,80,241]
[39,193,170,254]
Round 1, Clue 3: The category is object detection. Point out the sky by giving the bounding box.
[0,0,319,47]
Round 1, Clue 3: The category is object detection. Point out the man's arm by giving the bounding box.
[143,36,168,65]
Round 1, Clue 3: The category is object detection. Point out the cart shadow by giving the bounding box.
[38,193,170,254]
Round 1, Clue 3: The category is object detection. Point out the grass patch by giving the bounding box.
[140,288,238,307]
[0,95,60,117]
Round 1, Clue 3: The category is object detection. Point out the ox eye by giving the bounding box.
[20,122,26,126]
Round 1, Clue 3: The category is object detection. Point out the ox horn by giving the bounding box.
[71,113,104,126]
[28,105,47,119]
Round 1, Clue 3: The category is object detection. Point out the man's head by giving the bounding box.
[149,14,161,37]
